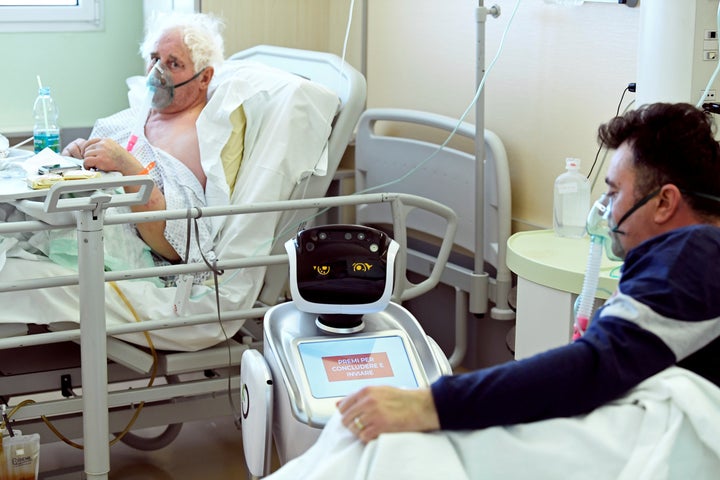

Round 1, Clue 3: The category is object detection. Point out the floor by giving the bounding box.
[38,415,279,479]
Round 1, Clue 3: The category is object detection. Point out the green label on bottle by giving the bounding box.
[34,132,60,153]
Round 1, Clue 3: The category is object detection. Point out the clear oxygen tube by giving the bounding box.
[126,64,160,153]
[573,194,613,340]
[573,236,603,340]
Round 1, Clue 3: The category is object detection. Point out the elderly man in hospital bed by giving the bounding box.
[266,103,720,480]
[0,12,340,351]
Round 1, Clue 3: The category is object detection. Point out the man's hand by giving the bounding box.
[61,138,88,159]
[337,386,441,443]
[81,138,144,175]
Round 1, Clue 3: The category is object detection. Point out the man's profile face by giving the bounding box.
[605,142,659,257]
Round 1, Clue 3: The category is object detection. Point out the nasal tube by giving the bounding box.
[573,235,603,340]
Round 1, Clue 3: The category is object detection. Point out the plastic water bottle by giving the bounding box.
[553,158,590,238]
[33,86,60,153]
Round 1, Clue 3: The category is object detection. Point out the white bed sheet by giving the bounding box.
[266,367,720,480]
[0,60,340,351]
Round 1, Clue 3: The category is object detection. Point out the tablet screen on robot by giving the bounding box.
[297,335,419,399]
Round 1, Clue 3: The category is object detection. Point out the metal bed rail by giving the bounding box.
[0,182,457,480]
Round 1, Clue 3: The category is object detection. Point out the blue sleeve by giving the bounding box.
[431,227,720,431]
[430,316,675,430]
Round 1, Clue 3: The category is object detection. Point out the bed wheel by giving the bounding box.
[115,374,184,451]
[117,423,184,451]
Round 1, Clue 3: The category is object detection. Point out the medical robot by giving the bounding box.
[240,224,452,477]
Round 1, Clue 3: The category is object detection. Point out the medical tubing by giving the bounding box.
[339,0,355,85]
[2,284,160,451]
[574,235,603,339]
[127,86,155,152]
[193,1,522,297]
[353,0,520,197]
[208,0,521,293]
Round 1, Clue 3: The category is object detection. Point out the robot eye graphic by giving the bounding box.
[313,265,331,276]
[352,262,373,273]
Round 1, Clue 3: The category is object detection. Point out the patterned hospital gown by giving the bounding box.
[92,107,214,266]
[0,107,214,285]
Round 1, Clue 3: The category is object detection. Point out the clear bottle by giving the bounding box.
[33,86,60,153]
[553,158,590,238]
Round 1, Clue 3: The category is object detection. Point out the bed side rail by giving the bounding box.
[0,191,457,348]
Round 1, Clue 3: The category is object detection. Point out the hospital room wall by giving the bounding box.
[204,0,639,231]
[0,0,145,137]
[201,0,363,69]
[365,0,640,232]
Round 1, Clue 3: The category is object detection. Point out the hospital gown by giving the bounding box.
[90,107,214,277]
[0,107,213,281]
[431,224,720,429]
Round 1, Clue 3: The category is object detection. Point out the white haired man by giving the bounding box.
[62,12,224,263]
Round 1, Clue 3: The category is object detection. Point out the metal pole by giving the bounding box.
[78,196,111,480]
[470,1,490,314]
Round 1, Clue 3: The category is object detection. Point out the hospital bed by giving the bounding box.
[0,45,367,476]
[354,108,514,366]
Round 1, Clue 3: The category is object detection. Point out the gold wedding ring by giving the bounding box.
[353,416,365,431]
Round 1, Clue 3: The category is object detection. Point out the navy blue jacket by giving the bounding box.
[431,225,720,430]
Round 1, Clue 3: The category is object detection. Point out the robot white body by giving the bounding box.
[241,225,451,477]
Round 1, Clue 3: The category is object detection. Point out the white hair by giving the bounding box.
[139,12,225,72]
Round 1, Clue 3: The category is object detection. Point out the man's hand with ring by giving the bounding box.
[338,386,440,443]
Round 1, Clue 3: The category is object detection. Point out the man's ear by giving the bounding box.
[200,66,214,88]
[654,184,682,224]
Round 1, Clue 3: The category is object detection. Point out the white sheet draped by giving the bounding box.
[266,367,720,480]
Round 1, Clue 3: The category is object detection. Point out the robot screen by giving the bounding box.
[297,334,419,398]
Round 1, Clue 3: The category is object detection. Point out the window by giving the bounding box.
[0,0,103,32]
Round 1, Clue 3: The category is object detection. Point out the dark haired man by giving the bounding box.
[338,102,720,441]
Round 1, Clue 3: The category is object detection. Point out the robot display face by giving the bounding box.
[286,225,399,315]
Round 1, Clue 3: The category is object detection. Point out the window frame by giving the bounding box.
[0,0,103,32]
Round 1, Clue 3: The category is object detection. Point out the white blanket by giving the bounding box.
[266,367,720,480]
[0,61,339,351]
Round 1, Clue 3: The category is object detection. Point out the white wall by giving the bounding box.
[197,0,641,231]
[367,0,640,231]
[0,1,144,134]
[201,0,362,68]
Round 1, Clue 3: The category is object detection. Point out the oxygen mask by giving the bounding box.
[586,193,623,261]
[146,62,206,110]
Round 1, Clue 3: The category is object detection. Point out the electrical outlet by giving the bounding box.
[701,90,717,102]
